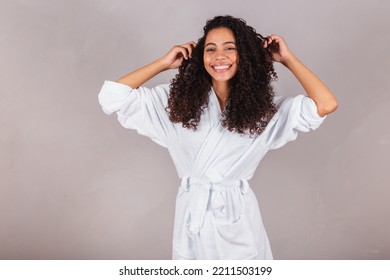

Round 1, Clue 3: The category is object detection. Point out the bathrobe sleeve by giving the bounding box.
[98,80,171,148]
[264,95,326,150]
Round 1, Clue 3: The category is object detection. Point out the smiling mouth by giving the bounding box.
[212,65,232,72]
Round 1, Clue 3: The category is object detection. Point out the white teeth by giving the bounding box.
[213,65,230,70]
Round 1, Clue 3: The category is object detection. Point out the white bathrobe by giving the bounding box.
[98,81,325,259]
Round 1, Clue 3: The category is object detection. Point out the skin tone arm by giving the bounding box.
[116,42,196,88]
[263,35,338,117]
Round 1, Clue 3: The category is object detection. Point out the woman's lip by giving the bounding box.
[211,65,232,72]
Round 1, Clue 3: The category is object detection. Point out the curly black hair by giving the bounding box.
[167,15,278,135]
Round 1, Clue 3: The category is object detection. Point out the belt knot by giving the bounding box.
[180,176,249,235]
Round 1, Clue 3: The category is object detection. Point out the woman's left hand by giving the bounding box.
[262,34,292,64]
[262,35,338,116]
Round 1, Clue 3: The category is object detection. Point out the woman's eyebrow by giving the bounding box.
[205,41,237,47]
[223,41,236,45]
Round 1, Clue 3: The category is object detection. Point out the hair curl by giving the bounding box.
[167,15,278,135]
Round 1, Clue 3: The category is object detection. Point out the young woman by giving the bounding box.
[98,15,338,260]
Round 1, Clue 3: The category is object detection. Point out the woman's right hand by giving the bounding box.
[160,41,196,69]
[116,41,196,88]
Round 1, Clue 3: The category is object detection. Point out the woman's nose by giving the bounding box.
[215,51,227,61]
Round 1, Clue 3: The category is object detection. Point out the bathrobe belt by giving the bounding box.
[180,176,249,235]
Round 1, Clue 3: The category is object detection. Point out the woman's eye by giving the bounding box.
[226,47,237,51]
[205,48,215,52]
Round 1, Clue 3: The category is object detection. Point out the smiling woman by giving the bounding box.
[167,15,280,135]
[203,28,239,109]
[98,15,337,260]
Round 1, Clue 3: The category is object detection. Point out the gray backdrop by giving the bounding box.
[1,0,389,259]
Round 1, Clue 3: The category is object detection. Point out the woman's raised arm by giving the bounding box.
[263,35,338,117]
[116,41,196,88]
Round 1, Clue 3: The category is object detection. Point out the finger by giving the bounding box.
[185,41,196,48]
[267,36,273,45]
[182,45,193,59]
[181,42,196,58]
[262,36,273,49]
[269,34,284,45]
[174,45,190,59]
[186,41,196,47]
[188,41,196,58]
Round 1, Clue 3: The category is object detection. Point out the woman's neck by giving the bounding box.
[212,81,230,110]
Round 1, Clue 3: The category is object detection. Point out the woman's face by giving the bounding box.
[203,27,239,87]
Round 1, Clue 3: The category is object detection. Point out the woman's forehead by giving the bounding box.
[205,27,236,44]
